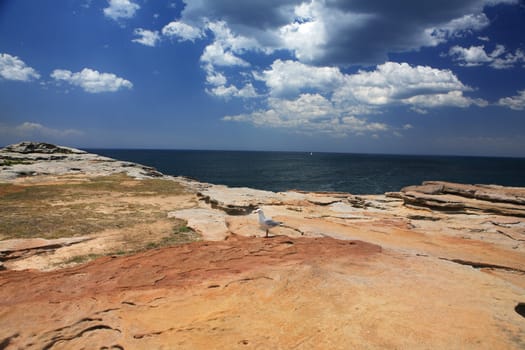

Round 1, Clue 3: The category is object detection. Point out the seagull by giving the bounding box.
[253,208,282,238]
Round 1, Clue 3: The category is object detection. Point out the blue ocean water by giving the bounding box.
[86,149,525,194]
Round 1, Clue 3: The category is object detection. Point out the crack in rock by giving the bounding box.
[133,327,175,339]
[224,276,274,288]
[440,258,525,274]
[496,230,525,242]
[95,308,121,315]
[31,317,123,350]
[0,237,94,263]
[42,325,121,350]
[0,333,20,350]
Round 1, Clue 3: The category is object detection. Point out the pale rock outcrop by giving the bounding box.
[2,141,85,154]
[0,237,92,262]
[168,208,229,241]
[392,181,525,217]
[0,141,164,181]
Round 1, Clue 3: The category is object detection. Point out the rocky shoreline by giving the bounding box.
[1,142,524,349]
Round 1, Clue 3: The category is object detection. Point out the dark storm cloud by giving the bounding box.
[325,0,484,20]
[179,0,517,66]
[319,0,499,65]
[182,0,303,29]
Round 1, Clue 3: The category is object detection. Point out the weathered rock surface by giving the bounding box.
[392,181,525,217]
[0,141,165,181]
[168,208,230,241]
[1,141,84,154]
[1,235,524,349]
[0,236,92,261]
[1,143,524,349]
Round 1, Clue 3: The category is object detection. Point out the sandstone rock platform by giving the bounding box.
[392,181,525,217]
[1,142,524,349]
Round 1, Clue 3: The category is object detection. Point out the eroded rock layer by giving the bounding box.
[392,181,525,217]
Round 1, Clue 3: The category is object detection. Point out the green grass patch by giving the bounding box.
[177,225,192,233]
[0,173,188,239]
[63,253,103,265]
[145,224,200,249]
[0,158,32,166]
[73,173,186,196]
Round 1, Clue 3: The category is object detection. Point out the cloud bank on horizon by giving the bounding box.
[0,0,524,155]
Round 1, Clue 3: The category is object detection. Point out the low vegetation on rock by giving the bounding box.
[0,173,187,240]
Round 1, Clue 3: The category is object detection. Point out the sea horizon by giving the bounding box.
[83,147,525,160]
[84,148,525,194]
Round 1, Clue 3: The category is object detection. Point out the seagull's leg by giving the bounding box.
[265,229,269,238]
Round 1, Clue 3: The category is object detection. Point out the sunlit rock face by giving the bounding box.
[0,143,524,349]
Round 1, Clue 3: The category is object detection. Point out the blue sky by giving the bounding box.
[0,0,524,156]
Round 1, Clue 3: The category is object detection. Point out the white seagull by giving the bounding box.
[253,208,282,238]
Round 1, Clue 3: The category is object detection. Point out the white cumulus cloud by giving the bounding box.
[201,41,250,68]
[425,13,490,46]
[268,94,336,121]
[208,83,258,99]
[260,59,343,97]
[448,44,525,68]
[132,28,160,47]
[498,90,525,110]
[0,53,40,81]
[333,62,480,109]
[199,21,268,99]
[162,21,203,42]
[206,21,263,54]
[223,93,389,137]
[200,21,265,71]
[51,68,133,93]
[278,1,330,63]
[402,91,488,109]
[103,0,139,21]
[205,70,227,87]
[448,45,493,66]
[224,60,488,135]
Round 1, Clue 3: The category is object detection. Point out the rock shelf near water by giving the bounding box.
[0,141,164,181]
[390,181,525,217]
[0,142,524,349]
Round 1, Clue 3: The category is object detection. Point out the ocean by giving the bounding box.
[86,149,525,194]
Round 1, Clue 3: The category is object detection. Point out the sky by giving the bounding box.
[0,0,524,157]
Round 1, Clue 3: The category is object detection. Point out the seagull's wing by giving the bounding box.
[263,218,282,227]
